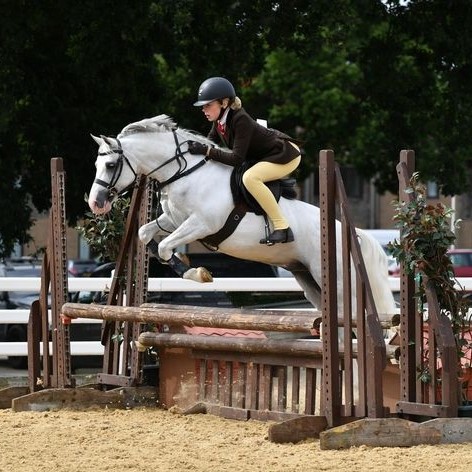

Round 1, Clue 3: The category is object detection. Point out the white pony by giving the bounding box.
[88,115,396,321]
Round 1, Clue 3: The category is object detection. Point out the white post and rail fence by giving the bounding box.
[1,275,471,359]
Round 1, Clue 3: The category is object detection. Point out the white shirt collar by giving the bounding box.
[218,107,230,126]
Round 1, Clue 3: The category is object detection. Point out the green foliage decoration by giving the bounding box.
[388,173,472,383]
[76,195,130,263]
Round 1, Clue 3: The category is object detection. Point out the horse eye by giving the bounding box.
[106,162,116,170]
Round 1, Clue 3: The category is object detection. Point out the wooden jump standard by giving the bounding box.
[62,301,333,423]
[62,301,390,434]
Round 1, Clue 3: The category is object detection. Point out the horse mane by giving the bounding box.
[118,114,177,137]
[117,114,215,147]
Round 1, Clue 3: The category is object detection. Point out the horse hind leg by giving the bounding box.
[291,266,322,309]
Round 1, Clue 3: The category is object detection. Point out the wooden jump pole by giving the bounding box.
[136,332,394,359]
[62,302,320,333]
[138,332,325,357]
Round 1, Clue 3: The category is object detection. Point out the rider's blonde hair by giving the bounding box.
[230,96,242,110]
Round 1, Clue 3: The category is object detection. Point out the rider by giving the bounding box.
[187,77,301,245]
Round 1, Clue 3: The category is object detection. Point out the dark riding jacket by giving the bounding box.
[206,108,299,167]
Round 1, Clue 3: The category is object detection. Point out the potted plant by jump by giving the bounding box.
[388,173,472,412]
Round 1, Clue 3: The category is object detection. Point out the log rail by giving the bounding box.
[61,302,319,333]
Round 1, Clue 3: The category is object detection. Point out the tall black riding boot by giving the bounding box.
[260,227,294,245]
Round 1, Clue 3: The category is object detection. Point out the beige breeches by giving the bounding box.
[242,147,301,230]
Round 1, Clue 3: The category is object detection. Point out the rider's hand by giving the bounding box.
[187,141,208,156]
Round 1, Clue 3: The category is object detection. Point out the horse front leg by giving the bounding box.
[146,216,214,283]
[138,212,176,248]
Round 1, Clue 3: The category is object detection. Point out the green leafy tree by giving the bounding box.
[0,0,163,257]
[2,0,472,257]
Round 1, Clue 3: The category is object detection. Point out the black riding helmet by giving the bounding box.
[193,77,236,106]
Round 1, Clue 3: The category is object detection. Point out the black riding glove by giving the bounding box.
[187,141,208,156]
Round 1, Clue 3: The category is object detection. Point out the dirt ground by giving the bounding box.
[1,407,472,472]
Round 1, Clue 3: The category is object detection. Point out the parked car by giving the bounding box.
[72,253,306,308]
[388,248,472,279]
[68,259,98,277]
[448,249,472,278]
[0,258,100,369]
[0,258,43,309]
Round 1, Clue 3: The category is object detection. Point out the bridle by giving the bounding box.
[93,131,208,198]
[93,137,137,197]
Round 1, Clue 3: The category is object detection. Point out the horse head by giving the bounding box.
[88,134,137,215]
[88,115,217,216]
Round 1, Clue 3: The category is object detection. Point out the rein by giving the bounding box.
[151,130,208,232]
[150,130,208,188]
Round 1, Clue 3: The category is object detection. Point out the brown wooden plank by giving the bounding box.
[320,418,442,449]
[276,366,287,411]
[396,401,452,418]
[222,361,233,406]
[198,359,207,401]
[249,409,304,422]
[291,366,300,413]
[193,350,322,369]
[210,360,219,402]
[304,367,315,415]
[258,364,271,410]
[11,387,157,412]
[206,404,249,420]
[245,362,258,410]
[27,301,42,392]
[0,387,30,409]
[268,415,328,443]
[96,373,136,387]
[319,150,341,428]
[397,151,419,408]
[234,362,246,408]
[423,418,472,444]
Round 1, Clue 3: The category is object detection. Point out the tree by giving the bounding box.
[1,0,472,256]
[0,0,162,257]
[247,0,472,195]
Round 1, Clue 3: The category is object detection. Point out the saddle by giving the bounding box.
[201,162,297,249]
[230,162,296,215]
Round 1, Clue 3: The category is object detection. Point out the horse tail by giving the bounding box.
[356,228,397,322]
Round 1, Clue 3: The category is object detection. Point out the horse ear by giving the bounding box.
[91,134,104,146]
[101,136,114,146]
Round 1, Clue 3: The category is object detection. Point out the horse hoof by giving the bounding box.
[198,267,213,283]
[183,267,213,283]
